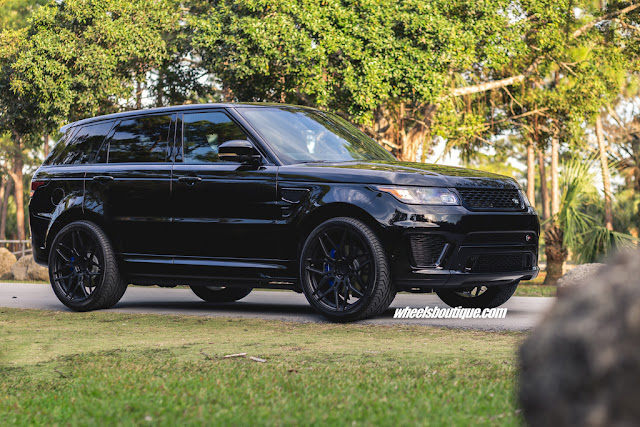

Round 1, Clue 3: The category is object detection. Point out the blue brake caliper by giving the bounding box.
[325,248,337,287]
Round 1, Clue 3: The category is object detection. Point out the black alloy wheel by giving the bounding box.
[436,281,520,309]
[300,217,395,322]
[49,220,127,311]
[190,285,252,302]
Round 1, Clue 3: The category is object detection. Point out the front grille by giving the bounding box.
[410,235,448,266]
[467,253,530,273]
[456,188,523,211]
[463,232,535,245]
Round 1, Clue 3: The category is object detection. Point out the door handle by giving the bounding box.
[178,175,202,184]
[92,175,114,183]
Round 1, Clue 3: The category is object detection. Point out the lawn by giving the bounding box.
[514,271,557,297]
[0,308,526,426]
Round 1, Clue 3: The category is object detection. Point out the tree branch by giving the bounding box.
[448,3,640,98]
[449,59,541,98]
[572,3,640,38]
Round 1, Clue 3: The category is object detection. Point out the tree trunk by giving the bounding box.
[537,148,550,221]
[595,114,613,231]
[0,176,4,222]
[550,137,560,216]
[43,133,50,158]
[0,176,12,240]
[136,80,143,109]
[156,67,165,107]
[543,225,568,285]
[526,140,535,207]
[8,137,25,241]
[364,102,436,162]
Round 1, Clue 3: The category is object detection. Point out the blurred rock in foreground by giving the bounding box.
[519,250,640,426]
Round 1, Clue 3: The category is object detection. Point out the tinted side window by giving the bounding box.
[107,115,172,163]
[182,112,247,163]
[45,121,113,165]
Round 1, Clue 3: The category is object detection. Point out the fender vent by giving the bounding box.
[281,188,308,204]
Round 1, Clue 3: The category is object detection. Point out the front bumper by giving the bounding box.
[382,206,540,291]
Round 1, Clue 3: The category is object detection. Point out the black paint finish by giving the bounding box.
[30,104,539,291]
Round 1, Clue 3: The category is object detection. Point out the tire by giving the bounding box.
[299,217,396,322]
[436,281,520,309]
[49,220,128,311]
[190,286,252,303]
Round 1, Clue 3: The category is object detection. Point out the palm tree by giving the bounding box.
[543,156,637,285]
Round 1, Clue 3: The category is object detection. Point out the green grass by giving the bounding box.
[513,284,556,297]
[0,308,525,426]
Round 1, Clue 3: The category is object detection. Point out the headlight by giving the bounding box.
[375,186,460,205]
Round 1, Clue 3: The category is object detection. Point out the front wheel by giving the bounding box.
[49,220,127,311]
[300,217,396,322]
[190,286,252,303]
[436,281,519,309]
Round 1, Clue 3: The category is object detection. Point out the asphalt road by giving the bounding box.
[0,282,554,331]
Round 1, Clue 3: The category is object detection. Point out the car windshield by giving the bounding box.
[238,107,396,164]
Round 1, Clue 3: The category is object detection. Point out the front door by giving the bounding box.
[170,110,282,281]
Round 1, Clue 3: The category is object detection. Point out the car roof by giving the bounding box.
[59,103,317,133]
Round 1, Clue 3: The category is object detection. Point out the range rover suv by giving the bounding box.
[29,104,539,321]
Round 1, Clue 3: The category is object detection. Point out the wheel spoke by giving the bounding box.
[55,248,71,262]
[324,232,339,253]
[353,259,370,272]
[311,275,330,296]
[316,282,335,300]
[55,273,74,282]
[342,283,349,309]
[53,265,72,276]
[306,266,326,275]
[347,279,364,298]
[78,277,89,297]
[351,272,366,288]
[317,235,331,258]
[333,284,340,310]
[64,275,80,298]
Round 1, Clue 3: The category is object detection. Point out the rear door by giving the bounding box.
[84,113,176,276]
[170,109,282,280]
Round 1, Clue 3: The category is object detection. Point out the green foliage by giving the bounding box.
[0,0,181,141]
[0,0,47,31]
[554,156,637,263]
[189,0,523,117]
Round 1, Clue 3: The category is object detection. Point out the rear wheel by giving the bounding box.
[190,286,252,303]
[49,220,127,311]
[300,217,395,322]
[436,281,519,309]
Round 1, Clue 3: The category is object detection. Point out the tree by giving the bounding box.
[0,0,181,238]
[189,0,640,164]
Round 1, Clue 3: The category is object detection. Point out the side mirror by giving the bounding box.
[218,140,262,165]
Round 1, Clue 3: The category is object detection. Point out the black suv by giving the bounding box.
[30,104,539,321]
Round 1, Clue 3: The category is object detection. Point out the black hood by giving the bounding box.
[278,161,520,189]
